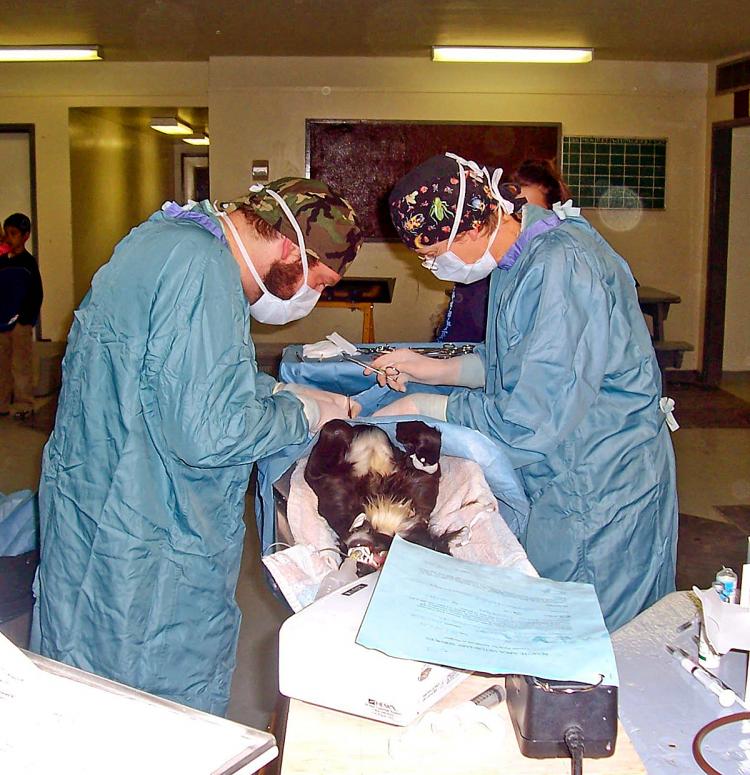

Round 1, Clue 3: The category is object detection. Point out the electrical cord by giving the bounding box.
[564,725,585,775]
[693,712,750,774]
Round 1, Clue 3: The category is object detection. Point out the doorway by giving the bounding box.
[702,117,750,386]
[0,125,39,333]
[68,107,208,305]
[724,126,750,374]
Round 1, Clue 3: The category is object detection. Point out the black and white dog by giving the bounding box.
[304,419,460,571]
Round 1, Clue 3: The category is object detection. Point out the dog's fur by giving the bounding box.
[304,419,458,569]
[345,426,397,478]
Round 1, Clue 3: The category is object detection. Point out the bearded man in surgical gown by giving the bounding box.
[32,178,363,715]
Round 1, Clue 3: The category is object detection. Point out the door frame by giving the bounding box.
[702,117,750,386]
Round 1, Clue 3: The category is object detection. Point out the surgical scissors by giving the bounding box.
[341,353,400,383]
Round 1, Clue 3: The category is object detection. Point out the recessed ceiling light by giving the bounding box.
[432,46,593,64]
[150,117,193,135]
[0,45,102,62]
[183,135,210,146]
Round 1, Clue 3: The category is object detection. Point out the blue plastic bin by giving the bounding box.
[0,490,39,647]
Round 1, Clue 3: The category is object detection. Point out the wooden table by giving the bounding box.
[636,285,681,342]
[317,300,376,343]
[317,277,395,344]
[279,674,644,775]
[636,286,694,381]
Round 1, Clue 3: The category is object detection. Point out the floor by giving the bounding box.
[1,370,749,732]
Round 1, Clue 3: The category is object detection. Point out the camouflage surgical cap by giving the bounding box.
[244,177,363,275]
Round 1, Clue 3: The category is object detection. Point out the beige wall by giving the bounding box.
[724,125,750,371]
[0,62,208,340]
[69,109,176,304]
[210,57,708,364]
[0,56,713,363]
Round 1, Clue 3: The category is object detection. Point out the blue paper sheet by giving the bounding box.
[279,344,454,417]
[357,536,619,687]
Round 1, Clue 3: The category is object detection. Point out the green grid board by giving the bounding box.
[562,137,666,209]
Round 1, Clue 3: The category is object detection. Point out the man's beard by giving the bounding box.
[263,258,304,299]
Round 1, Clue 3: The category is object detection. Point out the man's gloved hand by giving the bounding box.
[310,394,361,432]
[275,382,360,432]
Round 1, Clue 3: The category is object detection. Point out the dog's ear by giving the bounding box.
[396,421,441,461]
[395,420,424,453]
[307,419,354,474]
[317,419,354,448]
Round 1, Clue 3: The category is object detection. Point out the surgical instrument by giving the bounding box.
[341,352,400,382]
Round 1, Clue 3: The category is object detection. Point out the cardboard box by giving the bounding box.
[278,572,470,725]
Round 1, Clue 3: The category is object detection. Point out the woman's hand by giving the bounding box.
[371,393,448,420]
[371,395,421,416]
[366,349,447,392]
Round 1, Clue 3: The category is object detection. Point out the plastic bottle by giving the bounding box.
[314,556,359,600]
[716,567,738,604]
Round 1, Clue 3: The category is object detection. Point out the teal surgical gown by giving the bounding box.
[447,206,678,630]
[32,202,308,715]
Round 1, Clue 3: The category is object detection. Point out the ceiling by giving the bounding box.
[2,0,748,64]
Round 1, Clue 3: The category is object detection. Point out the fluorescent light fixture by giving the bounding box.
[150,117,193,135]
[0,45,102,62]
[432,46,593,64]
[183,135,210,146]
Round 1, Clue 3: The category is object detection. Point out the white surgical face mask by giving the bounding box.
[422,220,501,284]
[419,152,514,285]
[219,190,321,325]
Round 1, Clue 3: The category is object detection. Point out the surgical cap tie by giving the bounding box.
[444,152,517,249]
[552,199,582,220]
[247,183,310,282]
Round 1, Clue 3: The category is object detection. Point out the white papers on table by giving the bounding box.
[356,536,619,687]
[694,585,750,654]
[301,331,359,359]
[0,632,276,775]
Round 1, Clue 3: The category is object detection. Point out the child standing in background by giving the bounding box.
[0,213,43,417]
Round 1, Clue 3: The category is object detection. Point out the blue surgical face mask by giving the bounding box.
[422,221,500,284]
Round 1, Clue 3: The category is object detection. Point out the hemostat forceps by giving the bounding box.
[341,353,400,383]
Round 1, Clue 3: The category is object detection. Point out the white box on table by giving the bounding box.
[278,572,470,725]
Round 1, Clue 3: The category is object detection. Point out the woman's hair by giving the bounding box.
[514,159,572,208]
[480,209,499,234]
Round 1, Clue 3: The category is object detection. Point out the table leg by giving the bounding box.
[259,693,289,775]
[362,304,375,344]
[652,304,666,342]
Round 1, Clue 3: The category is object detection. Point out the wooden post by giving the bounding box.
[361,304,375,343]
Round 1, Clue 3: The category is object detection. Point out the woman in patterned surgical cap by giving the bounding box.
[366,152,678,631]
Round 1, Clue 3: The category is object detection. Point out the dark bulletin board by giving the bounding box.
[306,120,561,240]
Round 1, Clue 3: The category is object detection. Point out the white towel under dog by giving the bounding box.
[286,454,534,572]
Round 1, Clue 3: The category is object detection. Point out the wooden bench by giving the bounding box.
[653,340,694,386]
[653,340,694,370]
